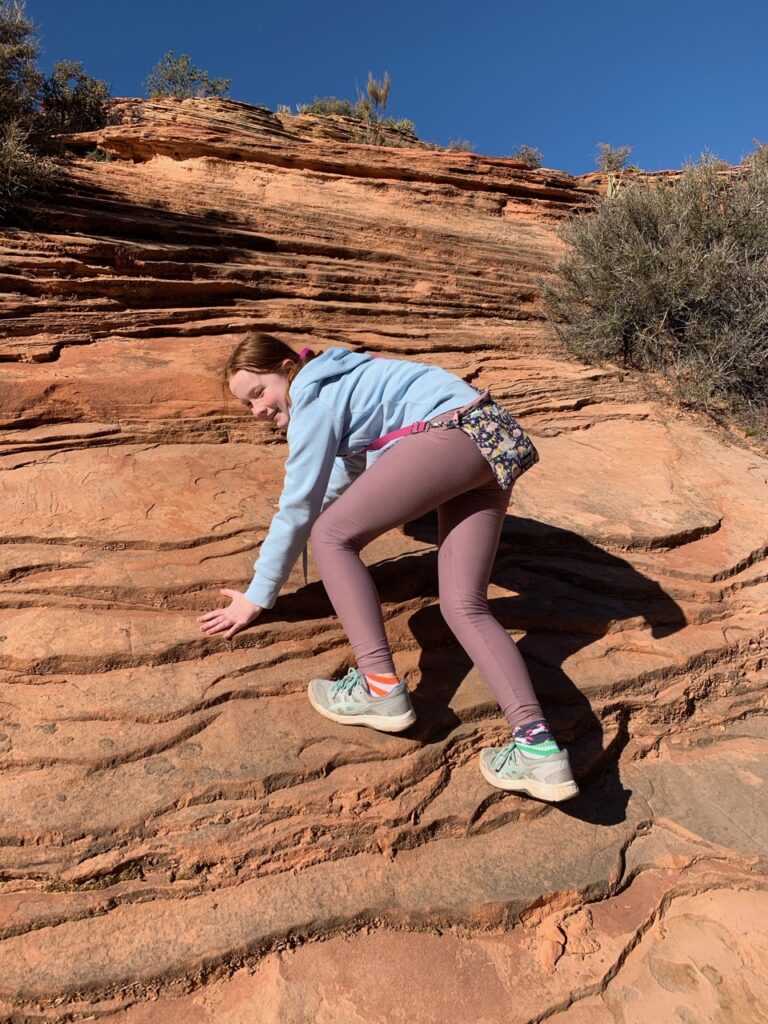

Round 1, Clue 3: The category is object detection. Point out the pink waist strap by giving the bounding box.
[362,389,491,454]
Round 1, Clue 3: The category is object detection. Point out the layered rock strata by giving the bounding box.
[1,98,766,1022]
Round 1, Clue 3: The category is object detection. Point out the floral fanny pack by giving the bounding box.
[448,391,539,489]
[363,389,539,490]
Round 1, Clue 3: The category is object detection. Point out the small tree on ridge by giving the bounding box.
[596,141,633,196]
[512,145,543,168]
[38,60,114,142]
[145,51,230,100]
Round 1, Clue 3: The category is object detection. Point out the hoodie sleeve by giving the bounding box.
[244,399,343,609]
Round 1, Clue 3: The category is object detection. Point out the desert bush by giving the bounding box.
[276,104,291,115]
[0,0,42,127]
[542,146,768,430]
[350,124,419,148]
[298,73,410,146]
[83,147,112,162]
[145,51,230,99]
[384,116,416,135]
[37,60,114,145]
[0,119,56,223]
[596,142,634,196]
[353,72,391,145]
[511,144,543,168]
[350,124,378,145]
[0,2,57,222]
[596,142,633,173]
[300,96,355,117]
[354,71,390,125]
[446,138,475,152]
[0,1,118,221]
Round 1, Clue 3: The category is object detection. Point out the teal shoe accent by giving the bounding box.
[479,741,579,802]
[308,667,416,733]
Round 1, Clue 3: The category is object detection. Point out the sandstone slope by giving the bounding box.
[1,98,766,1023]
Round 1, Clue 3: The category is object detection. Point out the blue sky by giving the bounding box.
[26,0,767,175]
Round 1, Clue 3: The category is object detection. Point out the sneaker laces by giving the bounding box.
[491,741,519,772]
[330,667,364,700]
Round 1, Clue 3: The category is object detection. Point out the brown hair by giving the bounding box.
[222,332,317,407]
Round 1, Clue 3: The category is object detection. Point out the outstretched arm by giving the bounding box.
[243,399,343,608]
[198,400,343,637]
[196,455,360,640]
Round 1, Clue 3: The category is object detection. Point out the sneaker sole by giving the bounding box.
[307,684,416,733]
[478,755,580,802]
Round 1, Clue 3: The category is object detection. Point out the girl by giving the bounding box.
[197,334,579,803]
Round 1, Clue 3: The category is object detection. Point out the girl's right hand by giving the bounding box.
[197,589,263,639]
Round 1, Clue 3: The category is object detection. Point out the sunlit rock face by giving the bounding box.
[1,97,766,1022]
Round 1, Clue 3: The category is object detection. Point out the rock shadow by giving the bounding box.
[370,511,688,826]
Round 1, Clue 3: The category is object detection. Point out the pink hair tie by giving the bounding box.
[298,347,314,360]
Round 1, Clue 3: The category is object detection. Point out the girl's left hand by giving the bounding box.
[197,589,263,639]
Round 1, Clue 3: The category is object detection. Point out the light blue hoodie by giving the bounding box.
[244,347,480,608]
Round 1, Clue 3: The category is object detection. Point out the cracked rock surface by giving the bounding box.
[1,97,767,1022]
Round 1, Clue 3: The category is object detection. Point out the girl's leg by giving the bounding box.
[437,481,544,730]
[310,427,498,675]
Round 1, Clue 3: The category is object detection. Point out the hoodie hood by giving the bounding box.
[292,347,372,390]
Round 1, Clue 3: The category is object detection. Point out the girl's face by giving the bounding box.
[229,363,292,430]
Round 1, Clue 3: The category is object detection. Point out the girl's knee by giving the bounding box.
[311,508,364,552]
[440,590,490,629]
[439,600,459,633]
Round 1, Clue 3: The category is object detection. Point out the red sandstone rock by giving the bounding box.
[0,97,766,1021]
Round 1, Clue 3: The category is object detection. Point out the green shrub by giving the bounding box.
[351,96,370,120]
[0,1,52,222]
[350,123,382,145]
[511,144,543,168]
[446,138,475,152]
[596,142,634,196]
[298,73,408,146]
[353,72,391,145]
[384,116,416,135]
[542,147,768,431]
[0,2,117,220]
[354,71,390,125]
[145,51,230,99]
[596,142,633,173]
[83,146,113,162]
[38,60,114,145]
[300,96,355,117]
[0,0,42,127]
[301,74,393,132]
[0,119,56,223]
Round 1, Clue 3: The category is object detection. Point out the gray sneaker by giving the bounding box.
[308,667,417,733]
[479,741,579,802]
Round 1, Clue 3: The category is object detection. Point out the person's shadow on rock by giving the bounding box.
[367,511,688,827]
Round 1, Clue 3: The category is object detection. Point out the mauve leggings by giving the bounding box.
[309,423,544,730]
